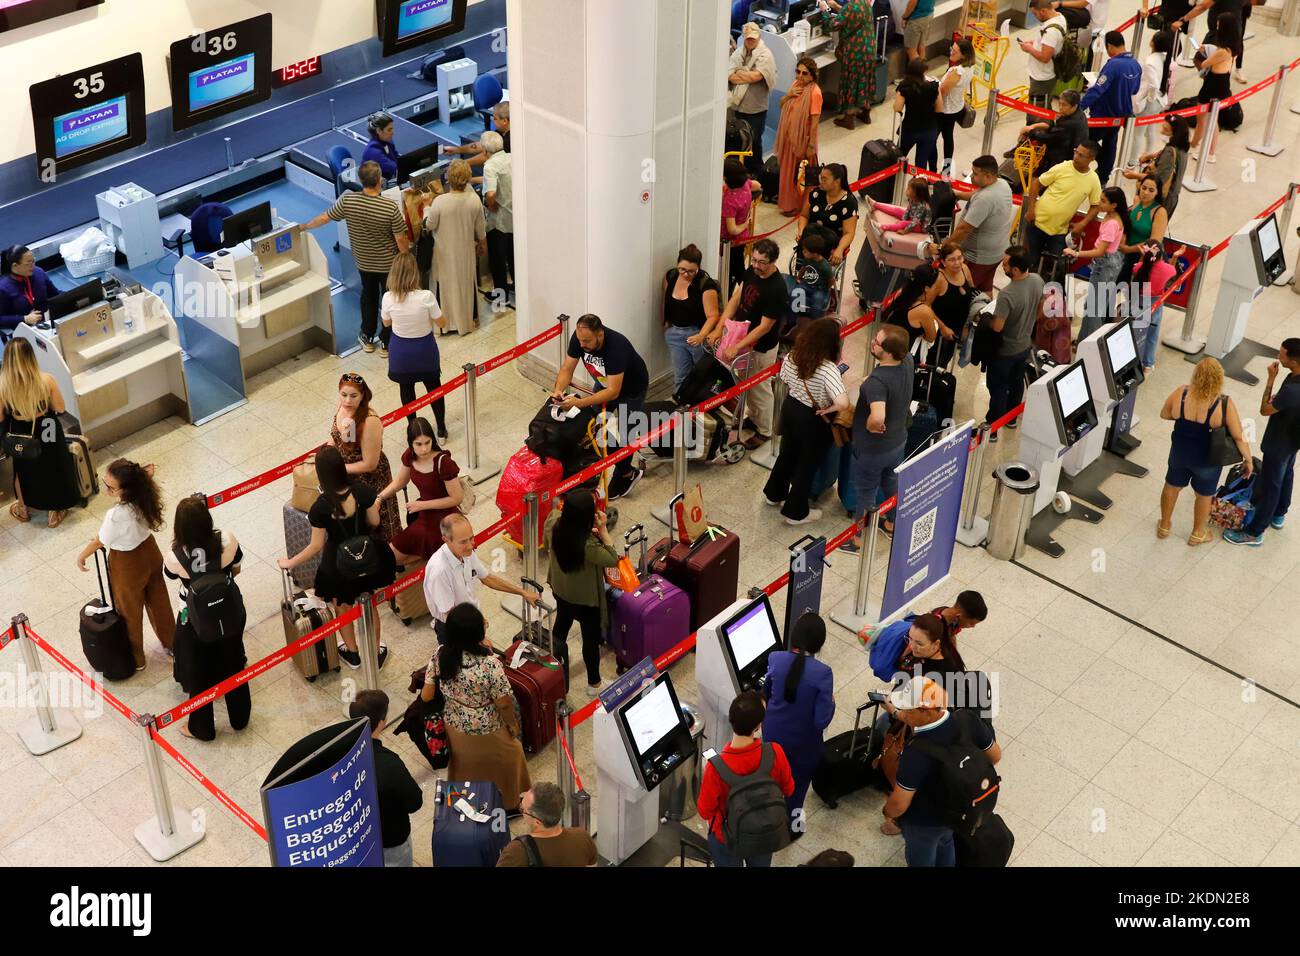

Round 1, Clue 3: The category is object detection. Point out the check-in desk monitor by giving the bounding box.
[615,673,695,793]
[49,278,105,321]
[222,202,273,247]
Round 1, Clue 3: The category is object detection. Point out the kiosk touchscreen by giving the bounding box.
[696,594,783,753]
[1019,359,1101,519]
[592,672,696,865]
[1067,321,1148,480]
[1100,321,1144,399]
[1249,214,1286,287]
[1204,213,1290,383]
[1048,361,1097,449]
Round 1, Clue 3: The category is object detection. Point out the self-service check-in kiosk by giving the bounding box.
[593,671,697,866]
[1018,358,1105,557]
[1058,320,1149,507]
[1199,213,1289,385]
[695,594,784,756]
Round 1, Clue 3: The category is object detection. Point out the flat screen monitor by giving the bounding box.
[29,53,147,176]
[378,0,468,57]
[615,672,692,792]
[1,0,103,34]
[396,142,443,184]
[222,202,273,247]
[48,278,104,320]
[1048,360,1098,446]
[1251,213,1285,284]
[168,13,272,131]
[718,594,783,692]
[1099,321,1144,399]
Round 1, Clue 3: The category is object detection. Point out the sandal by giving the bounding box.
[1156,520,1171,539]
[1187,529,1211,546]
[47,510,66,529]
[8,501,30,523]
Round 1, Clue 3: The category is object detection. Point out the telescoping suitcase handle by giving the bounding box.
[93,547,115,609]
[518,576,557,653]
[623,523,649,576]
[653,493,686,565]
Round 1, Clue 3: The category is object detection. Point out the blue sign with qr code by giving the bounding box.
[880,422,972,621]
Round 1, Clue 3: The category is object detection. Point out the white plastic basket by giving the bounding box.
[64,249,115,278]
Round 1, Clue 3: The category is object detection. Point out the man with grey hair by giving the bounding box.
[422,513,538,639]
[481,130,514,306]
[442,101,511,167]
[495,782,598,866]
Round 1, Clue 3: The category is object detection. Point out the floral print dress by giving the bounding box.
[828,0,878,113]
[330,412,401,543]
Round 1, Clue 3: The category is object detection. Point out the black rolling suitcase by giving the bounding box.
[905,346,957,456]
[79,549,135,680]
[812,700,884,808]
[857,139,902,203]
[759,155,781,204]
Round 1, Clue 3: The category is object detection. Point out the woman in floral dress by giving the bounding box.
[819,0,877,130]
[330,373,402,543]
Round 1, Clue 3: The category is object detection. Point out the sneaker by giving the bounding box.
[608,466,644,500]
[1005,419,1018,430]
[586,682,604,698]
[357,333,375,353]
[1222,529,1263,547]
[338,644,362,668]
[785,508,823,526]
[1271,515,1286,530]
[377,645,389,669]
[764,495,783,507]
[1234,69,1246,84]
[987,430,999,444]
[378,339,388,358]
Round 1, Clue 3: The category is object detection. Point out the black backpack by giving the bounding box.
[176,537,244,643]
[909,711,1001,838]
[709,745,792,858]
[1047,23,1085,82]
[336,506,381,580]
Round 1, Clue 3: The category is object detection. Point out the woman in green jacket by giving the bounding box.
[544,490,620,696]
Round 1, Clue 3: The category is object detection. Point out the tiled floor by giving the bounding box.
[3,2,1300,867]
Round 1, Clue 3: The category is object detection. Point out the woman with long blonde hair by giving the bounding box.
[423,158,487,336]
[1158,357,1252,545]
[382,251,447,434]
[0,337,79,526]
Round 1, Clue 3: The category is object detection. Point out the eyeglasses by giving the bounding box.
[795,69,812,76]
[340,373,366,385]
[750,256,772,268]
[677,266,700,276]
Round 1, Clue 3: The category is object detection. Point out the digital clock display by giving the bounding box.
[273,56,322,87]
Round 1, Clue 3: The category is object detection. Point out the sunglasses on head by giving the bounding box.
[341,373,366,385]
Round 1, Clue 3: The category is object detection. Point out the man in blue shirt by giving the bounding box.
[1079,31,1142,182]
[360,112,400,182]
[1225,339,1300,546]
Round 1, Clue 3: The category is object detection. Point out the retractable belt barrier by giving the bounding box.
[149,726,268,841]
[0,626,13,652]
[557,722,585,792]
[21,624,137,722]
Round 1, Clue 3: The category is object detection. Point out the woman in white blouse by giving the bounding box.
[383,251,448,435]
[1132,30,1173,160]
[75,459,175,671]
[762,318,850,526]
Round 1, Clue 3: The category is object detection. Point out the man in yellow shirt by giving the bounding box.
[1022,140,1103,273]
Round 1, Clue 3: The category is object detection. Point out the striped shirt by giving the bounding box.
[781,358,845,411]
[327,191,406,274]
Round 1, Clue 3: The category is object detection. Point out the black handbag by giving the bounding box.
[1207,396,1244,467]
[2,418,41,461]
[392,666,452,771]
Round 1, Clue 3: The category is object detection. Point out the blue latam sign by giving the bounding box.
[399,0,453,38]
[261,719,383,868]
[195,58,251,87]
[62,103,120,133]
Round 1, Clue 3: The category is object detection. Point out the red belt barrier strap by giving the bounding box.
[150,727,268,841]
[0,627,12,652]
[847,161,904,195]
[206,448,316,510]
[23,625,136,721]
[1222,71,1279,108]
[995,93,1055,120]
[988,403,1026,435]
[474,323,564,378]
[557,724,584,791]
[155,606,362,729]
[474,510,517,547]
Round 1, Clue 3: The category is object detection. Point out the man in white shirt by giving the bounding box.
[423,514,538,638]
[1021,0,1068,108]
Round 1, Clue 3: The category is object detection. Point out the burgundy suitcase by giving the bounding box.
[500,638,565,754]
[608,525,692,669]
[649,497,741,633]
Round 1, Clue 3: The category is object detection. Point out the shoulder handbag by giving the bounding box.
[392,666,452,771]
[957,102,977,129]
[1206,396,1244,467]
[290,456,318,512]
[872,720,911,789]
[436,451,477,516]
[2,417,41,462]
[796,372,855,447]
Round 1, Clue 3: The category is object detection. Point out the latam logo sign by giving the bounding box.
[61,101,121,134]
[404,0,450,15]
[195,57,251,88]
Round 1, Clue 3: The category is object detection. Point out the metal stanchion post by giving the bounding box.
[830,509,882,634]
[1182,101,1221,193]
[1167,242,1212,354]
[863,318,878,376]
[891,162,909,206]
[1248,66,1289,156]
[956,426,992,548]
[12,614,82,755]
[356,595,381,692]
[329,98,338,129]
[653,412,689,527]
[380,79,388,110]
[557,313,571,370]
[504,494,546,620]
[1276,184,1298,286]
[556,701,573,801]
[981,88,1000,156]
[1130,14,1145,65]
[224,137,235,171]
[1112,117,1137,185]
[133,714,205,861]
[571,788,592,834]
[750,377,786,470]
[719,241,732,296]
[462,362,500,485]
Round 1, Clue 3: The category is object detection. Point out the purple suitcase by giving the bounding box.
[608,525,691,669]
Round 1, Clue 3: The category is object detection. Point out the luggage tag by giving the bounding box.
[453,798,493,824]
[510,642,558,670]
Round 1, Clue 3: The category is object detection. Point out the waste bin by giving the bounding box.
[985,462,1039,561]
[659,702,705,822]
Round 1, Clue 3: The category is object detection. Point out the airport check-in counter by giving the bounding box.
[175,221,340,389]
[15,290,189,448]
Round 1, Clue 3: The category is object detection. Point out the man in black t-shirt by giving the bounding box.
[348,691,423,867]
[698,237,789,448]
[552,314,650,499]
[1224,338,1300,546]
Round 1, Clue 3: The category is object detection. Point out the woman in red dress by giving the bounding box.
[378,416,464,565]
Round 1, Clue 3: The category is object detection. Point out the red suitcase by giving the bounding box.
[499,637,565,754]
[649,496,741,633]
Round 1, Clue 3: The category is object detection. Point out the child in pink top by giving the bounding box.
[1132,244,1183,371]
[1066,186,1130,341]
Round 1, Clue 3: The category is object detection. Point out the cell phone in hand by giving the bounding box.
[837,363,850,374]
[868,691,888,704]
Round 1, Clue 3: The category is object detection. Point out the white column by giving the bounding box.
[508,0,729,393]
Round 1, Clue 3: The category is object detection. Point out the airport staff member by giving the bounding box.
[442,102,511,167]
[423,514,539,639]
[551,314,651,501]
[0,245,59,341]
[305,160,410,354]
[361,112,401,182]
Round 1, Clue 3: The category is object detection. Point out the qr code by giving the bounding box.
[909,507,938,556]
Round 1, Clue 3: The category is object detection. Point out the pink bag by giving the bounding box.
[718,318,753,359]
